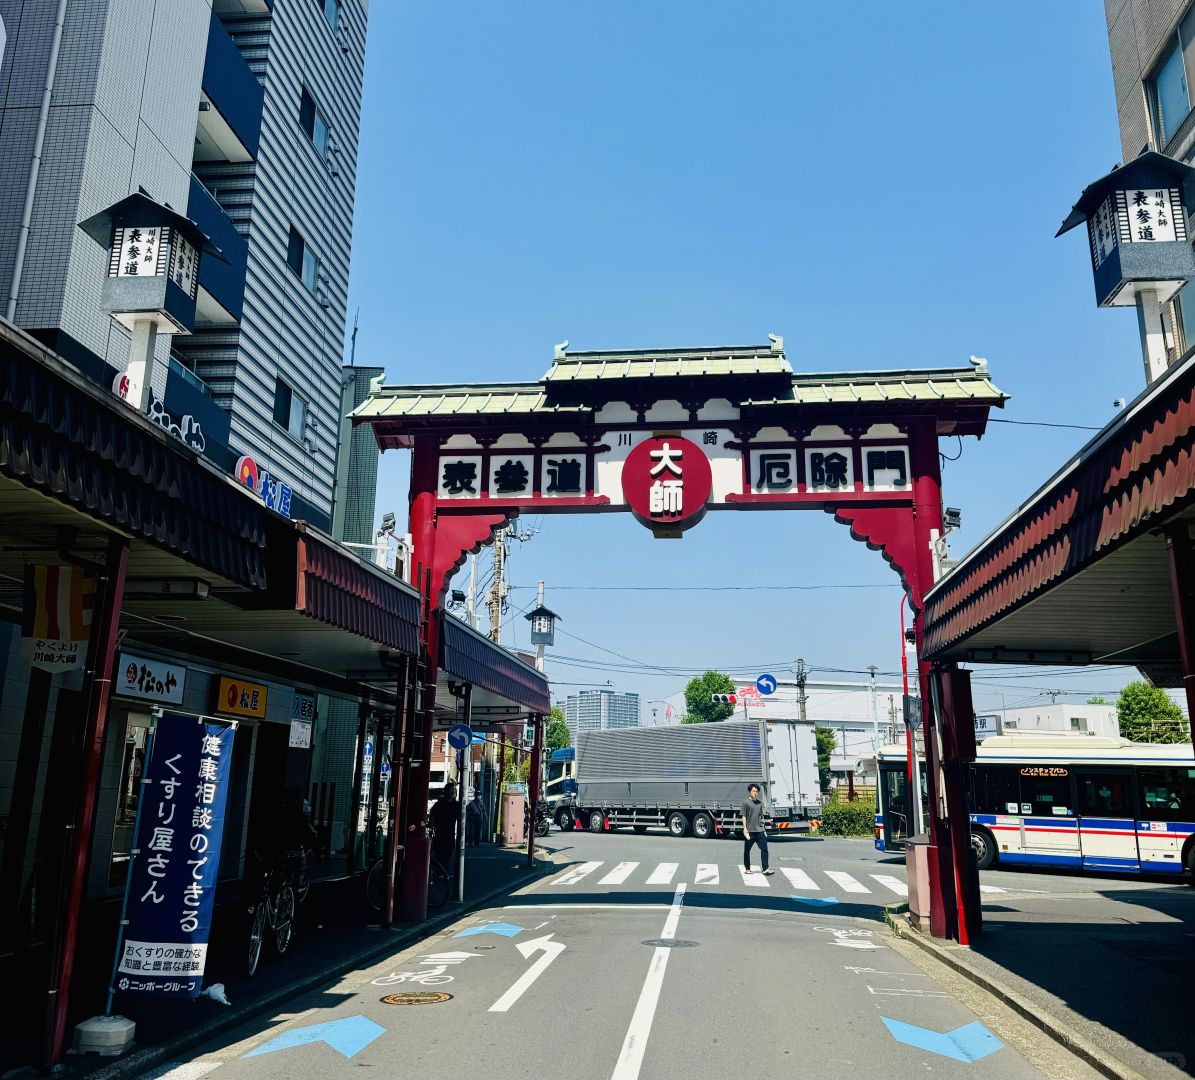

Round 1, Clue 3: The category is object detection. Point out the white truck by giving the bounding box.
[554,718,821,838]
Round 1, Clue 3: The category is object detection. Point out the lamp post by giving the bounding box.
[77,192,224,411]
[1057,151,1195,384]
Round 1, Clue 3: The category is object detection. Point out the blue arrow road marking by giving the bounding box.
[244,1016,385,1059]
[790,895,840,906]
[456,921,523,938]
[882,1018,1003,1063]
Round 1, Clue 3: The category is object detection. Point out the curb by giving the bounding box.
[84,857,550,1080]
[888,913,1155,1080]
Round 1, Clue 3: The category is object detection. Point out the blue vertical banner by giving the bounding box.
[115,711,236,999]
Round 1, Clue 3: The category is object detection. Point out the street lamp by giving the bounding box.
[77,192,224,411]
[1057,151,1195,383]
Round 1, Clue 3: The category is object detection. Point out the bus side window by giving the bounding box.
[972,764,1018,814]
[1020,773,1072,816]
[1077,773,1131,817]
[1138,767,1195,821]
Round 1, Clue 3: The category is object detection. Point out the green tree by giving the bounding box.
[682,670,736,724]
[1086,696,1109,705]
[1116,681,1189,743]
[814,726,836,793]
[546,706,571,751]
[504,755,531,783]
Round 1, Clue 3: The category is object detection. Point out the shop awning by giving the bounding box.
[0,321,271,590]
[439,613,551,718]
[295,524,420,655]
[923,351,1195,683]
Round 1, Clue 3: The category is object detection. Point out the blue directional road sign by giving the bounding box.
[756,673,778,695]
[447,723,473,751]
[881,1018,1003,1063]
[380,758,391,778]
[456,921,523,938]
[244,1016,385,1060]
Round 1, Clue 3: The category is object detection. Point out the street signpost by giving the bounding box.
[756,674,777,695]
[447,724,473,751]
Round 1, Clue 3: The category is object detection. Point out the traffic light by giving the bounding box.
[710,693,737,705]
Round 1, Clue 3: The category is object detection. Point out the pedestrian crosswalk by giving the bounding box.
[544,859,1009,902]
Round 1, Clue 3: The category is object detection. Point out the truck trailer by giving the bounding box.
[552,718,821,838]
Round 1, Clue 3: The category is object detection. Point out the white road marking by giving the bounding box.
[646,862,678,885]
[693,863,719,885]
[780,867,819,890]
[738,866,770,888]
[825,870,870,894]
[504,903,668,911]
[979,884,1007,894]
[599,861,640,886]
[866,985,949,997]
[611,886,686,1080]
[870,874,908,897]
[488,934,566,1013]
[142,1065,221,1080]
[555,860,603,885]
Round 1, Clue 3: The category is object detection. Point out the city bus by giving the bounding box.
[874,733,1195,878]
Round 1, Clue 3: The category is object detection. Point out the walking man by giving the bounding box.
[742,783,772,875]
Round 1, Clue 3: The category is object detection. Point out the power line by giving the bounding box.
[988,418,1103,432]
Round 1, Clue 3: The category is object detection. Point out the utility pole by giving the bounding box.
[867,664,879,754]
[794,658,809,726]
[487,527,508,643]
[466,554,480,630]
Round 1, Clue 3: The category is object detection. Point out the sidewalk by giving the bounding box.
[42,843,547,1080]
[892,880,1195,1080]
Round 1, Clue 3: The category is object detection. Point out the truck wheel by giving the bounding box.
[691,812,714,839]
[667,812,690,838]
[588,811,605,833]
[556,809,574,831]
[971,828,997,871]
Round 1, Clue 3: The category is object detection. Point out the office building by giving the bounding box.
[564,689,641,740]
[0,0,369,523]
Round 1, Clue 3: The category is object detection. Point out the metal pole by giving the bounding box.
[105,713,158,1015]
[488,527,506,643]
[6,0,68,322]
[1166,525,1195,757]
[346,700,368,875]
[495,737,506,844]
[457,686,472,903]
[527,716,543,870]
[46,536,128,1065]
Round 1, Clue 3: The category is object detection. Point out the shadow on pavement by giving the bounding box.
[962,882,1195,1076]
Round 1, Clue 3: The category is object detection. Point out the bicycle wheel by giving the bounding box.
[365,859,386,914]
[427,861,450,910]
[246,903,267,978]
[271,884,296,955]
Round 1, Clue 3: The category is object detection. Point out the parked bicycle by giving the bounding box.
[246,848,304,978]
[365,831,454,914]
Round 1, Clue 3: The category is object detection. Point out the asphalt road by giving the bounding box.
[143,830,1110,1080]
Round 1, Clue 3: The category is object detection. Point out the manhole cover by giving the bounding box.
[380,991,453,1005]
[642,939,699,948]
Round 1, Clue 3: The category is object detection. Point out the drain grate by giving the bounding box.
[642,938,699,948]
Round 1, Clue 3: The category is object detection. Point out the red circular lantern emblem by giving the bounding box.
[621,436,712,533]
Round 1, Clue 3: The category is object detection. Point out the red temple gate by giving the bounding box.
[354,339,1005,941]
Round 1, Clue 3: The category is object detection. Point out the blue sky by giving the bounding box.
[345,3,1151,716]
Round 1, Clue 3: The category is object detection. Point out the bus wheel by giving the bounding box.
[1184,839,1195,879]
[971,828,996,871]
[691,811,714,839]
[588,811,605,833]
[667,812,690,838]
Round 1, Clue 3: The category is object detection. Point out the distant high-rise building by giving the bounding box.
[564,689,640,740]
[0,0,369,525]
